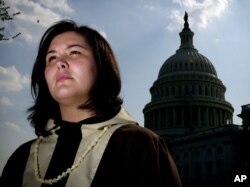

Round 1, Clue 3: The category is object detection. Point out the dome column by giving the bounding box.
[205,107,209,127]
[181,108,186,127]
[198,107,201,127]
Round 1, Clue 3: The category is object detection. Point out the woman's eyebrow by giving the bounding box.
[66,44,89,50]
[46,44,89,55]
[46,49,56,55]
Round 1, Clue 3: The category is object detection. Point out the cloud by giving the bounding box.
[98,30,107,39]
[89,24,108,39]
[0,96,13,107]
[4,0,74,43]
[0,121,23,132]
[144,0,231,31]
[39,0,74,14]
[8,0,73,27]
[144,4,165,15]
[167,0,231,31]
[166,9,185,31]
[16,2,61,28]
[0,66,30,92]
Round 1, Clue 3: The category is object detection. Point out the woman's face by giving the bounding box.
[44,31,97,107]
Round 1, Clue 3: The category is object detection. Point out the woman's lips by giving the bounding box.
[56,74,72,82]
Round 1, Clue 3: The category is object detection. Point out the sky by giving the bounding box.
[0,0,249,174]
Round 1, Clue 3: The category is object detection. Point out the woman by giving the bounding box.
[1,20,182,187]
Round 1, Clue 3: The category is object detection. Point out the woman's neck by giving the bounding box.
[59,105,95,122]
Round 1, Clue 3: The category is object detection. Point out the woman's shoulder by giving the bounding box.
[113,124,160,143]
[3,139,35,168]
[1,139,36,185]
[119,123,158,135]
[13,139,36,155]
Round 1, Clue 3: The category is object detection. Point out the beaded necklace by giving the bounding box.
[34,125,111,185]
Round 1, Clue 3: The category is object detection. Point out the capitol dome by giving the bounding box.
[143,12,234,137]
[158,48,217,77]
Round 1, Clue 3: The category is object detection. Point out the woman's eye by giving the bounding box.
[70,51,81,55]
[46,56,57,63]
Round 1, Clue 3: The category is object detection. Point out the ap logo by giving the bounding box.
[234,175,247,183]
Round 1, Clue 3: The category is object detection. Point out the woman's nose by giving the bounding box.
[56,58,68,70]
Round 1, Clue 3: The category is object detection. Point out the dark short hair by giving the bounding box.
[27,20,123,136]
